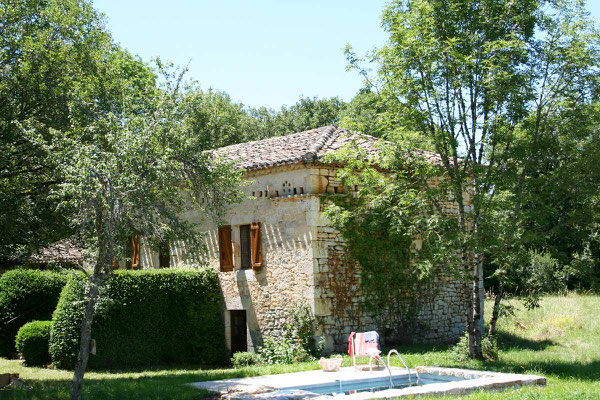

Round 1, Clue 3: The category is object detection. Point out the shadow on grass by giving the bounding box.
[495,331,555,351]
[489,359,600,381]
[1,363,322,400]
[3,368,243,400]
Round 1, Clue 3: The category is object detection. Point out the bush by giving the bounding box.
[0,269,68,357]
[450,333,498,362]
[259,329,311,364]
[231,351,263,368]
[289,303,323,357]
[50,268,226,369]
[15,320,53,366]
[527,250,563,294]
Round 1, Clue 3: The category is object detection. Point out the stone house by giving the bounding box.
[137,125,470,354]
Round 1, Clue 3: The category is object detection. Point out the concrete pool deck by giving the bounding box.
[190,366,546,399]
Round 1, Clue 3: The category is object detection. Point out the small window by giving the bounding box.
[159,241,170,268]
[240,225,252,270]
[218,226,233,271]
[240,223,263,270]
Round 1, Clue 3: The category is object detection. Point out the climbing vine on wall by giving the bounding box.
[322,141,463,339]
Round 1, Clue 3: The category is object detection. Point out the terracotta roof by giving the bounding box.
[29,240,82,265]
[214,125,442,171]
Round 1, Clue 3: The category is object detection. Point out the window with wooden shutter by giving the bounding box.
[218,226,233,271]
[250,222,262,269]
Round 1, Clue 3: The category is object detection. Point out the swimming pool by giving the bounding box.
[191,366,546,399]
[283,373,470,396]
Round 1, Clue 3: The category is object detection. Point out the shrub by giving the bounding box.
[0,269,68,357]
[289,303,323,357]
[259,328,310,364]
[450,333,498,362]
[50,268,226,369]
[527,250,563,294]
[231,351,263,368]
[15,320,53,366]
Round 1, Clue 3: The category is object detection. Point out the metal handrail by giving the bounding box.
[387,349,419,383]
[369,353,394,388]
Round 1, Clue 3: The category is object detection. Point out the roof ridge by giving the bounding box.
[301,125,338,161]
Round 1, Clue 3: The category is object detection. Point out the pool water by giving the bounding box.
[283,373,470,396]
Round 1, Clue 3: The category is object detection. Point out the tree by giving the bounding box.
[46,61,243,399]
[338,88,388,138]
[0,0,116,260]
[248,96,347,138]
[346,0,600,357]
[184,88,260,149]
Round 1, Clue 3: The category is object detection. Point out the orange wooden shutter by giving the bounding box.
[250,222,262,269]
[218,226,233,271]
[131,235,140,269]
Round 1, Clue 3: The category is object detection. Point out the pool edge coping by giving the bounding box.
[190,366,546,399]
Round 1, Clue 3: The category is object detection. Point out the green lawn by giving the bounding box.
[1,294,599,399]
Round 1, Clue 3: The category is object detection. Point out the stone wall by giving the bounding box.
[313,222,469,351]
[311,169,471,352]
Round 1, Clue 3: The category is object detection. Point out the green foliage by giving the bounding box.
[258,331,310,365]
[0,269,67,357]
[289,303,323,357]
[525,250,563,295]
[15,320,53,366]
[565,244,599,290]
[258,304,323,364]
[49,269,226,369]
[0,0,138,259]
[231,351,263,368]
[184,88,261,149]
[248,96,346,139]
[450,333,498,362]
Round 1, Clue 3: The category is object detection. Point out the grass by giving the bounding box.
[1,293,599,399]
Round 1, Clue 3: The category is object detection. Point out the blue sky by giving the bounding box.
[94,0,600,110]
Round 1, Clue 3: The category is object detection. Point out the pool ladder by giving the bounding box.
[367,350,419,390]
[387,350,419,384]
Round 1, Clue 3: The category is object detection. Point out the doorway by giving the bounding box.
[230,310,247,354]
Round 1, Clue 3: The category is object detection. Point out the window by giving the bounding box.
[158,241,170,268]
[240,225,251,269]
[250,222,263,269]
[218,226,233,271]
[240,222,264,270]
[125,235,140,269]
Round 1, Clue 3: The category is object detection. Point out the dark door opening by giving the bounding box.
[230,310,247,354]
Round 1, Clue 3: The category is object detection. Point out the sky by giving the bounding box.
[94,0,600,110]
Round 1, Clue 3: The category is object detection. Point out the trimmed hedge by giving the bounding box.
[0,269,68,357]
[50,268,226,369]
[15,320,53,366]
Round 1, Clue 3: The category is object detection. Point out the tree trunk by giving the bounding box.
[70,279,100,400]
[468,260,484,359]
[488,282,504,337]
[71,195,113,400]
